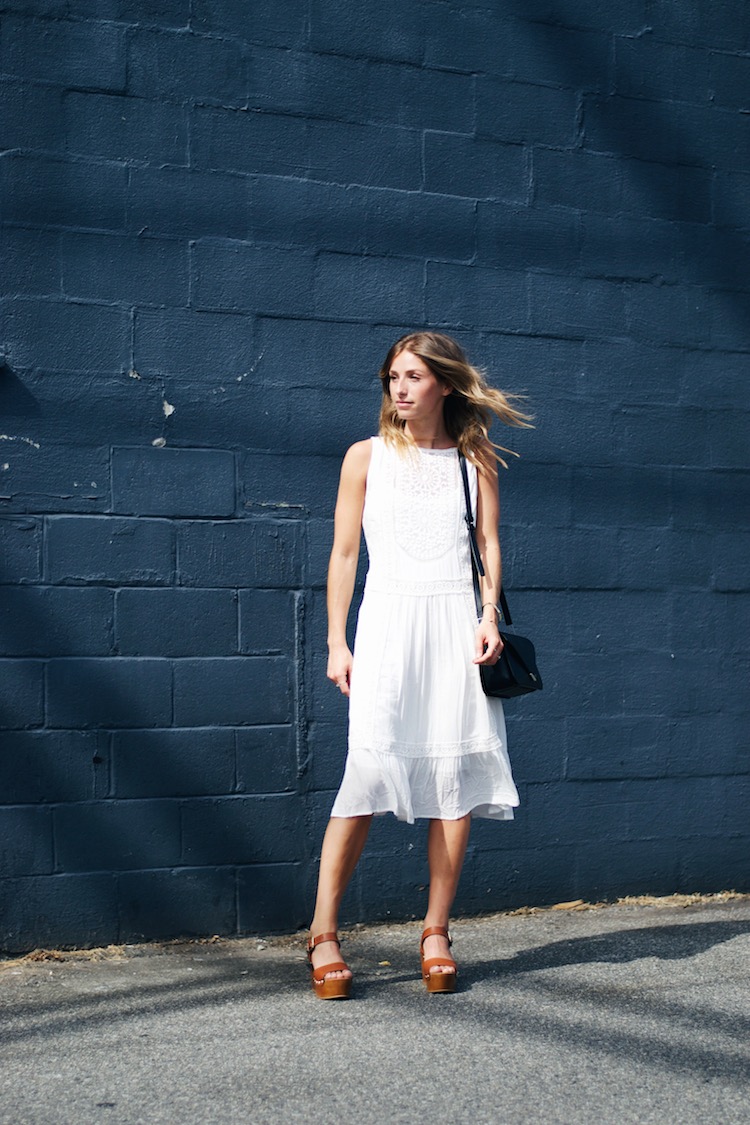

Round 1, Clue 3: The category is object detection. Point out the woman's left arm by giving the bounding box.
[473,459,503,666]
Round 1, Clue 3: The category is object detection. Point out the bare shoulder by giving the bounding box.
[341,438,372,480]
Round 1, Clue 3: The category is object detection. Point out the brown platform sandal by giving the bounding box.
[420,926,457,994]
[307,932,352,1001]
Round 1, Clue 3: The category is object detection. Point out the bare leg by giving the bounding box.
[422,814,472,976]
[309,814,372,981]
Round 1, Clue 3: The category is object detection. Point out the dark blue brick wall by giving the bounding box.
[1,0,748,951]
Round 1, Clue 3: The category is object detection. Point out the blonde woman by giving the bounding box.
[307,332,531,999]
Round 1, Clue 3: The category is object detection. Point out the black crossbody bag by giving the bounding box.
[458,453,543,700]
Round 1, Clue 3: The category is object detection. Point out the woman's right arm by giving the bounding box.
[326,440,371,696]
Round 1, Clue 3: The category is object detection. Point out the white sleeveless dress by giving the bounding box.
[330,437,519,823]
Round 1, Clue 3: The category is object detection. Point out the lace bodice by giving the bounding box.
[362,437,476,595]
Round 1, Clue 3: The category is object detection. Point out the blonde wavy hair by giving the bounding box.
[378,332,532,473]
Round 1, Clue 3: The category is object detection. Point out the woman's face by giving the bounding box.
[388,349,451,425]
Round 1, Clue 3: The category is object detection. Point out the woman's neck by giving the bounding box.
[404,422,454,449]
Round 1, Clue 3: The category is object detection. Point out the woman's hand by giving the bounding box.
[473,619,504,666]
[327,644,354,696]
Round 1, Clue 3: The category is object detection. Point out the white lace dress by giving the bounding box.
[330,437,519,823]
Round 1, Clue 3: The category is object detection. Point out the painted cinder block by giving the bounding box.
[240,451,342,515]
[180,793,303,865]
[177,518,302,588]
[192,0,306,46]
[315,253,423,324]
[46,517,174,584]
[305,519,335,589]
[0,14,126,91]
[91,0,189,28]
[713,170,750,229]
[574,839,679,901]
[501,21,612,91]
[191,241,316,317]
[309,0,425,65]
[365,59,474,132]
[477,201,580,272]
[1,226,62,299]
[712,531,750,592]
[426,262,529,332]
[566,716,669,781]
[112,447,236,518]
[0,731,109,803]
[127,27,247,103]
[308,120,422,192]
[0,659,44,729]
[676,838,750,895]
[614,404,710,468]
[133,306,254,381]
[62,232,189,307]
[678,225,748,293]
[46,657,173,728]
[237,862,307,933]
[615,36,711,105]
[0,518,42,583]
[424,132,527,204]
[0,806,54,876]
[477,78,578,146]
[247,46,370,121]
[621,160,713,225]
[53,799,182,872]
[0,873,119,953]
[64,91,188,166]
[580,214,681,283]
[361,186,475,262]
[529,273,627,338]
[191,106,308,177]
[173,656,292,726]
[0,586,113,656]
[304,721,347,792]
[248,177,366,254]
[235,726,297,794]
[645,0,750,51]
[119,867,237,942]
[112,728,235,798]
[127,166,248,240]
[499,0,650,35]
[115,588,237,657]
[2,297,129,372]
[0,79,65,153]
[239,589,294,655]
[423,5,508,73]
[1,445,111,517]
[583,94,750,173]
[571,466,671,527]
[1,154,127,232]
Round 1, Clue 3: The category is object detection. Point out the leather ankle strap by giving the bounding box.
[308,932,340,951]
[421,926,451,947]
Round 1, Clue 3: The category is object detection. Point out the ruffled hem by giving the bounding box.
[330,746,519,825]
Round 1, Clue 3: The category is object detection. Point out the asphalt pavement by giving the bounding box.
[1,896,749,1125]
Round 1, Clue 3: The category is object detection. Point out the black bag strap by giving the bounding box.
[458,452,512,626]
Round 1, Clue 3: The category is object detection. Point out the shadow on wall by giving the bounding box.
[0,548,308,950]
[509,15,750,305]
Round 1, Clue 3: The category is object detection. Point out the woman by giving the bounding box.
[308,332,531,998]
